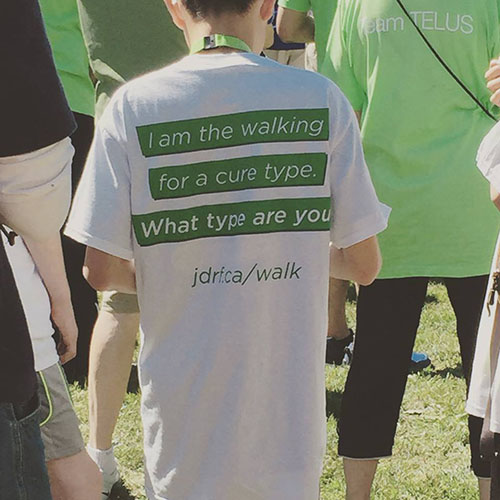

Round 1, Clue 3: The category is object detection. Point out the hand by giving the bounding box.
[22,233,79,364]
[51,301,78,364]
[486,59,500,107]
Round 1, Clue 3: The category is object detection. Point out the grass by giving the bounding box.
[71,282,480,499]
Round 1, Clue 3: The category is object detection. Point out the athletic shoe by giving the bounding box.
[101,468,121,500]
[104,478,135,499]
[328,334,431,374]
[326,329,354,365]
[409,352,431,373]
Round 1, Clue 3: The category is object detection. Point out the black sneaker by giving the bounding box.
[106,479,136,500]
[326,329,354,365]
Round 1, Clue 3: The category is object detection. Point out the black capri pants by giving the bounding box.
[338,276,490,478]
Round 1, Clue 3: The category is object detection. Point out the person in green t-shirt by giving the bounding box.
[275,0,337,70]
[322,1,500,498]
[75,1,188,497]
[77,0,187,119]
[275,0,430,371]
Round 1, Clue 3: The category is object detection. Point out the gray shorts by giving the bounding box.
[37,363,84,461]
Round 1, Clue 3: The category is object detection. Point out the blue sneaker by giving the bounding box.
[409,352,431,373]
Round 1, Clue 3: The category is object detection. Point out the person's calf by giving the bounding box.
[479,477,491,500]
[344,458,378,500]
[328,277,351,340]
[88,309,139,450]
[47,449,102,500]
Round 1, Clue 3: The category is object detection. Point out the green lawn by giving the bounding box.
[71,282,481,499]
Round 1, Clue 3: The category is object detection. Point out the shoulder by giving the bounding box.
[263,56,340,94]
[118,60,188,99]
[97,62,187,130]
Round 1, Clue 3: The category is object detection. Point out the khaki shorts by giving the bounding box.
[264,48,305,69]
[38,363,84,461]
[100,291,139,314]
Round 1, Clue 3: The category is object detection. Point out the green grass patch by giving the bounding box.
[71,282,480,499]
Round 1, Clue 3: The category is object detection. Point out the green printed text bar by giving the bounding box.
[149,153,327,199]
[137,109,329,157]
[132,197,331,245]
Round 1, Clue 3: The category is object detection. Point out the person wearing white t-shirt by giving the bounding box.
[467,59,500,498]
[65,0,389,498]
[1,231,102,500]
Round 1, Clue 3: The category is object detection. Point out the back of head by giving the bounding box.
[183,0,256,18]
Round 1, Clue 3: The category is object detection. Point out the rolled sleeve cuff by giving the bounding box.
[64,226,134,261]
[332,203,391,249]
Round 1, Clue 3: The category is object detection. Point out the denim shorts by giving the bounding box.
[0,396,52,500]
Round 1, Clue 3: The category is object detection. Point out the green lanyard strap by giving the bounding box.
[190,34,252,55]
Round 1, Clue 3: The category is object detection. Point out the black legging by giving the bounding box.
[492,434,500,498]
[338,276,490,478]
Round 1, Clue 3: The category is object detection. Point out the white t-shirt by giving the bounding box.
[65,52,389,500]
[1,232,57,372]
[467,122,500,432]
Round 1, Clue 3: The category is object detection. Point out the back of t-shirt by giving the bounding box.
[66,53,388,500]
[39,0,95,117]
[77,0,188,118]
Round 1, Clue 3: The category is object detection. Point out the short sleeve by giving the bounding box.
[328,87,390,249]
[277,0,309,13]
[477,121,500,193]
[320,0,365,112]
[64,115,133,260]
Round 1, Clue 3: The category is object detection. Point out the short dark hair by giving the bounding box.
[183,0,256,18]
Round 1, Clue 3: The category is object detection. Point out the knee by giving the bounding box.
[94,309,139,342]
[47,451,102,499]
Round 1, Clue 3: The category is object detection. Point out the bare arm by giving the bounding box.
[491,185,500,211]
[330,236,382,286]
[84,247,136,294]
[276,6,314,44]
[23,234,78,364]
[486,59,500,107]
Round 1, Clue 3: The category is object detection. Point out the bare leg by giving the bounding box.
[344,458,378,500]
[328,278,350,340]
[479,478,491,500]
[47,450,102,500]
[88,310,139,450]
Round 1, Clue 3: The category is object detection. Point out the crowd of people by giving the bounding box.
[3,0,500,499]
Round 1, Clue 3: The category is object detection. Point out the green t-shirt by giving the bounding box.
[77,0,188,118]
[39,0,95,117]
[277,0,337,69]
[322,0,500,278]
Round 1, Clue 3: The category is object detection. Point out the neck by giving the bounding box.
[185,14,263,54]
